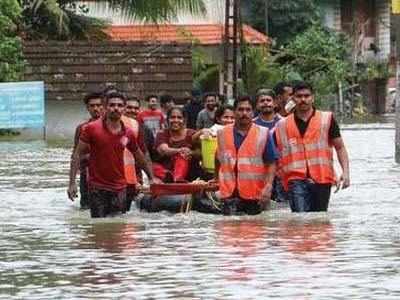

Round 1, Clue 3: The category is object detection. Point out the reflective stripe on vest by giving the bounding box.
[217,124,271,200]
[122,116,139,185]
[276,110,335,190]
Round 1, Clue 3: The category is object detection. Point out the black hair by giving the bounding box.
[145,94,158,102]
[255,89,275,102]
[83,92,103,105]
[166,106,187,123]
[273,81,292,96]
[105,91,127,104]
[102,85,118,97]
[127,95,140,105]
[293,81,314,94]
[234,95,254,110]
[215,104,234,124]
[160,94,174,106]
[202,92,217,102]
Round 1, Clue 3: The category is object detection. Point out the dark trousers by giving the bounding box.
[79,167,89,209]
[287,179,331,212]
[222,197,265,216]
[89,188,127,218]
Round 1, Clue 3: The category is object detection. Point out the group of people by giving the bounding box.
[67,81,350,218]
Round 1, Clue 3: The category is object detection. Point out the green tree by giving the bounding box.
[243,0,320,45]
[20,0,206,40]
[0,0,24,81]
[277,24,352,106]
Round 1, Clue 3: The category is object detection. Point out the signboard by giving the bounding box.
[0,81,45,129]
[393,0,400,14]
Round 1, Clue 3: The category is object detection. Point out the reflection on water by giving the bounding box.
[1,128,400,299]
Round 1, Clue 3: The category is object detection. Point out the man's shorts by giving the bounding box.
[89,188,127,218]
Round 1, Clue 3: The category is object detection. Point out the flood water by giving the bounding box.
[0,126,399,299]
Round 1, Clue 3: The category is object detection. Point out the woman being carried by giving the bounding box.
[152,107,200,183]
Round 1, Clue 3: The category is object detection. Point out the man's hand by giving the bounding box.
[260,183,272,203]
[67,183,78,201]
[335,172,350,193]
[149,177,163,185]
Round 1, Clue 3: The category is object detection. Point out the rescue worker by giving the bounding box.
[215,96,278,215]
[274,81,350,212]
[122,96,150,211]
[67,92,157,218]
[71,92,103,209]
[253,89,286,202]
[274,81,293,117]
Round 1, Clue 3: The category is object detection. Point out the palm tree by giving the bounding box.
[20,0,206,40]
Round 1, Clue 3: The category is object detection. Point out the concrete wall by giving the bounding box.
[46,100,89,140]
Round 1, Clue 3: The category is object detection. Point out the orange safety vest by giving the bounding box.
[217,124,271,201]
[275,110,336,190]
[121,116,139,185]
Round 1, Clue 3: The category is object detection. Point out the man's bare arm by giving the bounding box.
[332,137,350,189]
[67,140,90,201]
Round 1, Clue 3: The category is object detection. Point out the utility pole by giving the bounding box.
[393,5,400,162]
[223,0,241,100]
[265,0,269,35]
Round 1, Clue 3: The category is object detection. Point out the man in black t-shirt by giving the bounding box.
[275,82,350,212]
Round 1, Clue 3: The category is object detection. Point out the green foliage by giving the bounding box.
[241,45,284,95]
[192,47,219,92]
[0,0,24,82]
[243,0,320,45]
[21,0,206,40]
[240,24,352,108]
[276,24,352,106]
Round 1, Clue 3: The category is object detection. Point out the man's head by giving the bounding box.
[293,81,314,113]
[125,96,140,119]
[83,92,104,119]
[203,92,217,111]
[104,92,127,121]
[233,96,254,128]
[274,82,293,112]
[256,89,276,115]
[160,94,175,112]
[145,94,159,110]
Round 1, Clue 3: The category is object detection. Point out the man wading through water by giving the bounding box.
[68,92,157,218]
[71,92,103,209]
[275,81,350,212]
[215,96,278,215]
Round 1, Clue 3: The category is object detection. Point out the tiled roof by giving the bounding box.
[105,24,269,45]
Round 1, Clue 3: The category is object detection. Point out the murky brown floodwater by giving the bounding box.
[0,126,399,299]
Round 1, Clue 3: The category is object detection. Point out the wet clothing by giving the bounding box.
[294,109,341,139]
[153,129,198,181]
[275,110,338,212]
[253,115,282,131]
[79,167,89,209]
[217,124,278,209]
[233,127,279,164]
[196,109,216,129]
[73,118,96,209]
[287,179,331,212]
[137,109,165,138]
[80,118,138,192]
[253,114,286,202]
[89,187,127,218]
[222,197,265,215]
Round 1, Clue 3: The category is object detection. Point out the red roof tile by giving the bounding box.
[105,24,269,45]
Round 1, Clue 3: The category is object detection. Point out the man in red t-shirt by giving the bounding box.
[137,95,165,139]
[68,92,156,218]
[71,92,103,210]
